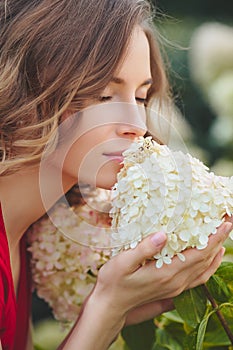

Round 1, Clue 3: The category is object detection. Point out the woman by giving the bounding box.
[0,1,232,349]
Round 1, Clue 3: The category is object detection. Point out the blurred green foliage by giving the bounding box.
[154,0,233,19]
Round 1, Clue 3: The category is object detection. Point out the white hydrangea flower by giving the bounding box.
[28,189,112,325]
[110,137,233,268]
[207,72,233,118]
[189,23,233,146]
[189,22,233,89]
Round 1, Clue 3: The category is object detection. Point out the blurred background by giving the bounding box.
[153,0,233,173]
[32,1,233,348]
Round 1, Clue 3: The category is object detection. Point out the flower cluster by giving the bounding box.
[110,137,233,268]
[189,22,233,90]
[189,22,233,145]
[29,137,233,323]
[28,189,112,324]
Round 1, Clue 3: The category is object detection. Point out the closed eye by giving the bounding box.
[136,97,147,106]
[98,96,112,102]
[98,96,147,105]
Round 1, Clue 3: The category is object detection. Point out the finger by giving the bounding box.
[183,221,233,267]
[216,221,233,238]
[207,221,233,251]
[224,215,233,235]
[125,298,174,326]
[118,232,167,272]
[187,247,225,289]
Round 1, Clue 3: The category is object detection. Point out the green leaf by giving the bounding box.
[202,302,233,348]
[219,302,233,319]
[196,309,216,350]
[206,275,231,303]
[164,321,188,344]
[183,329,198,350]
[121,319,155,350]
[174,286,207,328]
[153,328,183,350]
[204,325,232,347]
[214,262,233,293]
[161,310,184,324]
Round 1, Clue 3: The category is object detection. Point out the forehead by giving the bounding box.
[114,26,151,80]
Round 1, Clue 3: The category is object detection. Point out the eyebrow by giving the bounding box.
[110,77,153,87]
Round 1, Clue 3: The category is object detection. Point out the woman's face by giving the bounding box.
[55,27,152,190]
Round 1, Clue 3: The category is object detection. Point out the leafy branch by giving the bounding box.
[121,261,233,350]
[202,284,233,344]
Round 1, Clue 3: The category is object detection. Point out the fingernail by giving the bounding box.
[225,214,233,224]
[150,232,166,246]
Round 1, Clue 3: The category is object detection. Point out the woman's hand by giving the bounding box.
[60,217,232,349]
[125,298,174,326]
[93,216,233,324]
[124,216,233,327]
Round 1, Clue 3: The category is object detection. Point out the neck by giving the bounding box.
[0,166,76,250]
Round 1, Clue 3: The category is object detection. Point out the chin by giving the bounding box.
[96,178,116,190]
[95,173,118,190]
[94,163,121,189]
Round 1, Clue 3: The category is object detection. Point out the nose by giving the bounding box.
[116,123,146,138]
[116,103,147,138]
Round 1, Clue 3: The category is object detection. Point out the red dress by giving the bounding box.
[0,205,31,350]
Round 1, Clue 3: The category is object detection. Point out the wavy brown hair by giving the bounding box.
[0,0,170,176]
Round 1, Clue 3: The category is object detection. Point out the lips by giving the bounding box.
[102,151,125,163]
[103,151,125,157]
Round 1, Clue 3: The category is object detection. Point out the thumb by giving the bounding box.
[122,232,167,271]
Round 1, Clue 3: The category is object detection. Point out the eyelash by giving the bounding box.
[136,97,147,106]
[98,96,112,102]
[98,96,147,105]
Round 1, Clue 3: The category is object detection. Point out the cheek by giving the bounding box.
[61,137,91,178]
[62,137,101,184]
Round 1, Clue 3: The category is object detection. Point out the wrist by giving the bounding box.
[61,288,126,350]
[87,286,126,331]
